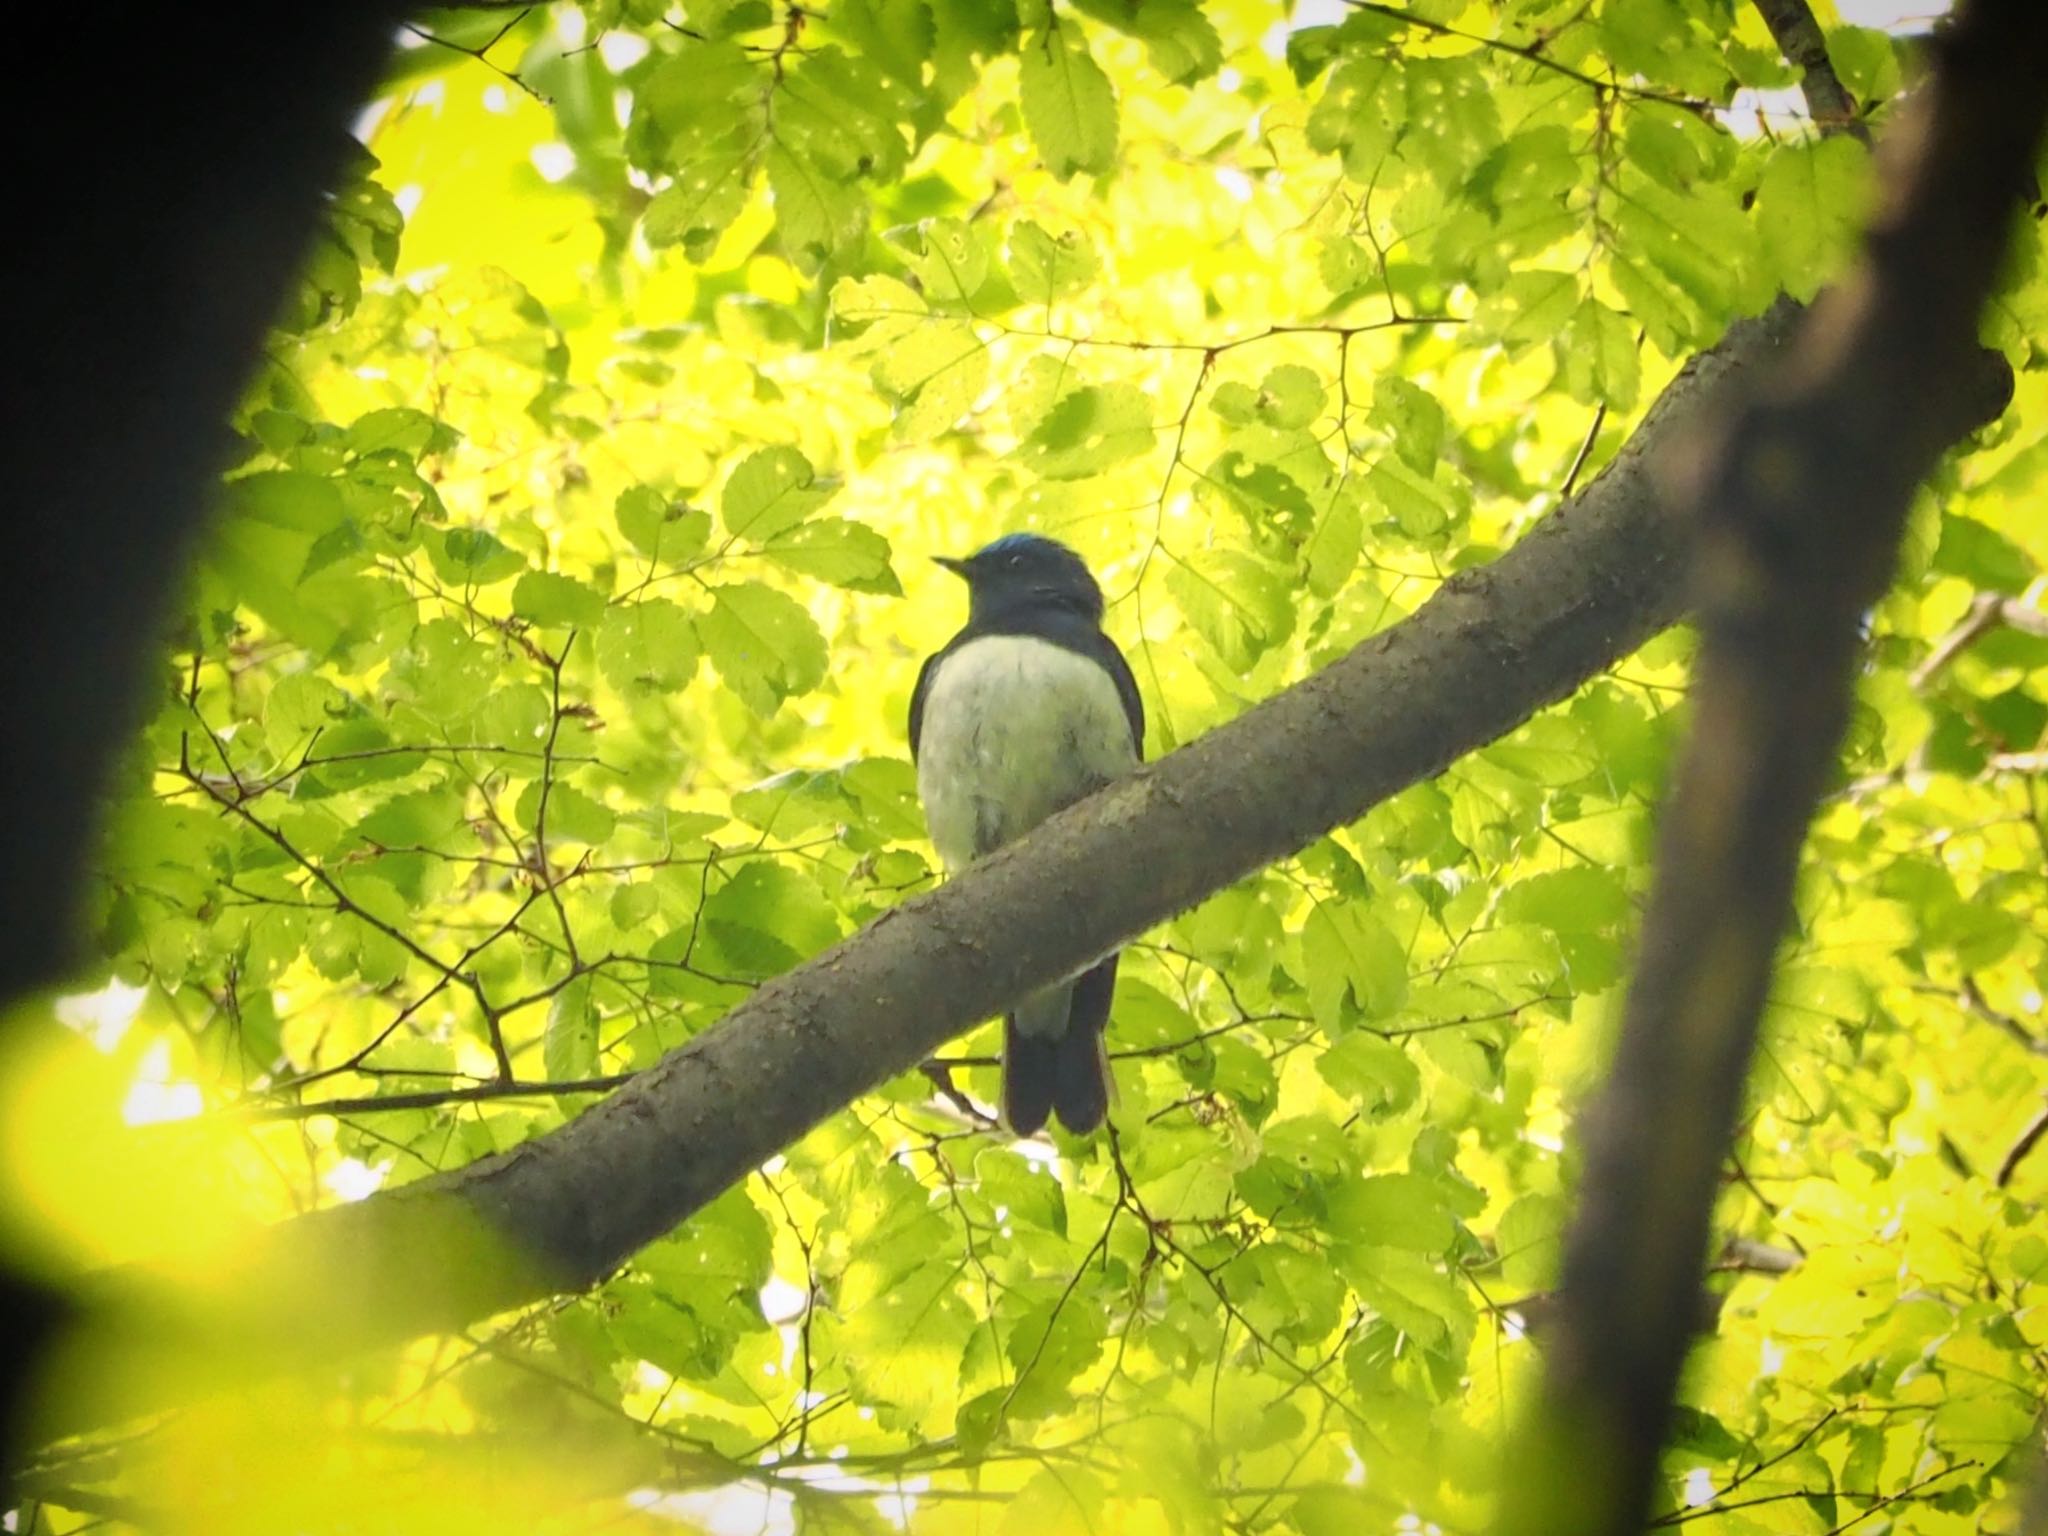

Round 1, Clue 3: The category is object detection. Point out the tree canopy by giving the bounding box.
[8,2,2048,1533]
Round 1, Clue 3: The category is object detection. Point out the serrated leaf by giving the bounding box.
[699,582,828,714]
[1315,1033,1420,1115]
[700,860,841,976]
[1325,1173,1455,1252]
[1336,1245,1471,1351]
[759,518,901,593]
[515,781,616,846]
[1370,377,1446,474]
[1253,364,1325,430]
[1304,483,1362,598]
[722,446,833,542]
[644,148,754,262]
[616,488,712,562]
[430,527,526,586]
[597,600,700,694]
[1755,136,1870,303]
[512,571,606,629]
[611,883,659,931]
[874,319,988,441]
[1074,0,1219,83]
[765,142,864,274]
[1016,382,1152,479]
[1008,220,1098,306]
[894,217,990,305]
[1302,901,1408,1030]
[544,976,600,1086]
[1165,549,1293,670]
[1475,268,1579,354]
[1018,24,1118,178]
[1561,298,1642,414]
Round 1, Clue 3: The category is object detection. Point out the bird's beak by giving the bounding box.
[933,555,971,579]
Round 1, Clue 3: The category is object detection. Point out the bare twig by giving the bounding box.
[1912,590,2048,688]
[402,8,550,104]
[1752,0,1871,143]
[243,1073,643,1122]
[1996,1099,2048,1188]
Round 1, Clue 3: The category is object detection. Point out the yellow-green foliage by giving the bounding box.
[11,2,2048,1532]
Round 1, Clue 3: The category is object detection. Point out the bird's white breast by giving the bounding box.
[916,634,1138,870]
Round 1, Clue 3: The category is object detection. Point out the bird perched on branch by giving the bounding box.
[908,533,1144,1135]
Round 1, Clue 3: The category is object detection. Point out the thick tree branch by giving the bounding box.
[1500,5,2048,1534]
[41,275,2012,1442]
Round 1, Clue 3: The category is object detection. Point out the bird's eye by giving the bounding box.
[1006,553,1024,567]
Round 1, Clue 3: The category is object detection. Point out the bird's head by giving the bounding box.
[936,533,1105,625]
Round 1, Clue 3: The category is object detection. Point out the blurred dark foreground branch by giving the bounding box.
[6,0,2023,1483]
[1498,5,2048,1534]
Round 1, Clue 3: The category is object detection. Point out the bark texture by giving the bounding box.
[48,282,2008,1440]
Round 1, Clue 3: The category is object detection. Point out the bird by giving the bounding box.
[907,533,1144,1135]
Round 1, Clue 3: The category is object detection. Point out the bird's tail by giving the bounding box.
[1001,956,1117,1136]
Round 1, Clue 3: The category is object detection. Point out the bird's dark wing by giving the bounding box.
[1088,631,1145,760]
[906,635,957,763]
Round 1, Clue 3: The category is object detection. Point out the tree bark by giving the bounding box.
[5,0,406,1475]
[44,274,2011,1440]
[1500,4,2048,1532]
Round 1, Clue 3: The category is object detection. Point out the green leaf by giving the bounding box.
[765,142,864,274]
[700,861,841,976]
[544,976,600,1085]
[430,527,526,586]
[1008,220,1099,305]
[1367,457,1460,545]
[1561,299,1642,414]
[1485,715,1599,786]
[1016,382,1153,479]
[611,883,660,931]
[1325,1173,1455,1252]
[1165,549,1293,671]
[759,518,901,594]
[722,446,834,542]
[1018,24,1118,178]
[616,488,711,562]
[1251,364,1325,430]
[596,600,700,694]
[1500,867,1629,933]
[1315,1033,1420,1115]
[1370,378,1446,475]
[1303,483,1362,599]
[893,217,991,306]
[975,1147,1067,1236]
[1933,514,2034,594]
[1495,1193,1565,1290]
[1074,0,1219,83]
[345,406,452,460]
[1755,136,1870,302]
[512,571,606,629]
[875,319,989,441]
[699,583,828,714]
[515,782,616,846]
[643,146,754,262]
[1475,268,1580,354]
[1336,1246,1471,1352]
[1302,902,1408,1031]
